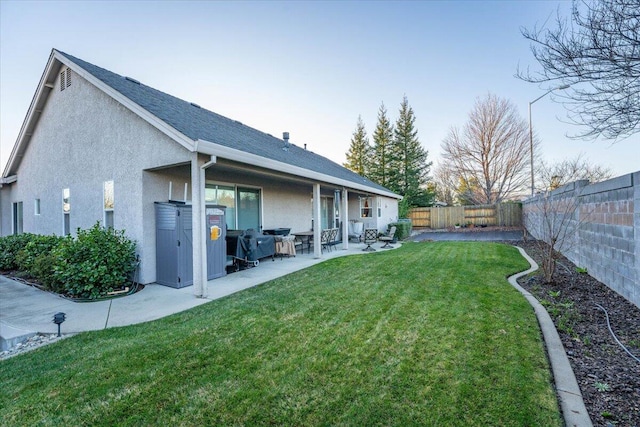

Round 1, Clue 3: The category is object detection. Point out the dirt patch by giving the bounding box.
[516,240,640,427]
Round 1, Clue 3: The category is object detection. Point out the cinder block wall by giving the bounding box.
[523,171,639,309]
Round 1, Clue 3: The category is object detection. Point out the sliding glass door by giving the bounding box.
[206,184,261,230]
[237,187,261,231]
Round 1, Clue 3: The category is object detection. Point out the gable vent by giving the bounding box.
[125,76,141,85]
[59,69,71,91]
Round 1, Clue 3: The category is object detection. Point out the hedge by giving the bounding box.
[0,223,137,299]
[388,219,412,240]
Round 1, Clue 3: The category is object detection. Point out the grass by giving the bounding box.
[0,242,561,426]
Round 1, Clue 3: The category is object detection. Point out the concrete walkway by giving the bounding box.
[0,241,397,341]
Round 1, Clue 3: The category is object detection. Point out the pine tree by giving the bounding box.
[369,102,394,188]
[343,116,370,177]
[390,96,432,206]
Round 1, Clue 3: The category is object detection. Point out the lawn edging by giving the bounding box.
[509,246,592,427]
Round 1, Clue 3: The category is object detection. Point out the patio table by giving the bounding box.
[292,231,314,254]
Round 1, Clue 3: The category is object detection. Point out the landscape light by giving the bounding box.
[53,312,66,337]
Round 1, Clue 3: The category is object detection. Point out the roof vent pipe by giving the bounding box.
[282,132,290,151]
[304,144,307,150]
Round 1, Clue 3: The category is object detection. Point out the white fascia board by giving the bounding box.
[54,51,196,153]
[195,139,401,199]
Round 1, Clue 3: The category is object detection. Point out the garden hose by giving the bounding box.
[595,303,640,364]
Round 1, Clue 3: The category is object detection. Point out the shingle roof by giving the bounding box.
[57,51,394,196]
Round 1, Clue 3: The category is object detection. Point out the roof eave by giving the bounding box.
[195,139,401,199]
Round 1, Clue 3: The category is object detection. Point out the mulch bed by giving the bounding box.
[515,240,640,427]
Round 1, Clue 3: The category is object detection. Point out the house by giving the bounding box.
[0,49,400,296]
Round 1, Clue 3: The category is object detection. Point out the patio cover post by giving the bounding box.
[191,153,208,298]
[342,188,349,249]
[313,183,321,258]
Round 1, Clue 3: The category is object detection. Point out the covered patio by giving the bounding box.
[144,153,400,298]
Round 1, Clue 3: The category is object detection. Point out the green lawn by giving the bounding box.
[0,242,561,426]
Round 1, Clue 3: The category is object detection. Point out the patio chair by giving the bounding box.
[379,226,396,249]
[328,227,339,250]
[348,220,363,242]
[294,235,304,254]
[362,228,377,252]
[321,229,332,252]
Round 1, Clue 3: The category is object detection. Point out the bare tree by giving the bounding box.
[537,153,613,190]
[523,182,593,282]
[441,94,537,205]
[518,0,640,140]
[432,163,458,206]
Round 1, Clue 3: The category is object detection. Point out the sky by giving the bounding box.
[1,0,638,180]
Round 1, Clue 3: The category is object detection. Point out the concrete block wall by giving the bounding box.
[523,172,639,309]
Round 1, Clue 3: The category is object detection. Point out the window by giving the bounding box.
[35,199,41,215]
[104,180,114,228]
[205,184,236,229]
[377,198,382,218]
[205,184,262,230]
[334,190,341,228]
[12,202,23,235]
[237,187,260,231]
[360,197,372,218]
[63,188,70,235]
[320,197,332,230]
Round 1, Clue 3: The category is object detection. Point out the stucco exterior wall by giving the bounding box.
[377,195,399,231]
[261,182,313,233]
[346,195,399,232]
[0,67,191,283]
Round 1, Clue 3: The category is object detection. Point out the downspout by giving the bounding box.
[191,153,216,298]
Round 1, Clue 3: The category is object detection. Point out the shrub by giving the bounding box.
[52,223,137,299]
[389,220,412,241]
[0,233,37,271]
[31,253,63,292]
[398,198,411,219]
[15,234,65,276]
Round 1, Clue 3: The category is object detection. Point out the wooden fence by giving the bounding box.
[408,203,522,228]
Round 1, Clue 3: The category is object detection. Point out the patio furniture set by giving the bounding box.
[226,226,397,273]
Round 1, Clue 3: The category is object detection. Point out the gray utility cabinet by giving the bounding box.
[155,202,227,288]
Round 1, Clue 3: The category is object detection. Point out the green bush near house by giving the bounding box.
[0,223,137,299]
[0,233,36,271]
[52,223,137,299]
[15,234,66,276]
[389,219,412,240]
